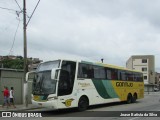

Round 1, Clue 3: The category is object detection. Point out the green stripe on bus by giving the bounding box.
[102,80,119,98]
[92,79,118,99]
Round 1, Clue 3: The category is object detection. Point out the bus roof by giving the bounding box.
[81,60,142,73]
[40,59,142,73]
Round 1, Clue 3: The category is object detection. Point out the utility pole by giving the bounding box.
[23,0,28,107]
[23,0,28,77]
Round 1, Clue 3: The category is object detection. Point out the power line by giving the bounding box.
[14,0,22,11]
[0,6,22,17]
[0,6,17,12]
[8,19,21,55]
[26,0,40,26]
[14,0,23,17]
[14,0,29,18]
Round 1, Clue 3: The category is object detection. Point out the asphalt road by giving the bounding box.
[1,92,160,120]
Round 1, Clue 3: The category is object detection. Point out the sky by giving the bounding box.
[0,0,160,71]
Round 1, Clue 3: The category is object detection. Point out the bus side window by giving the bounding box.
[87,65,94,78]
[93,66,106,79]
[126,72,133,81]
[137,73,143,82]
[133,73,137,81]
[118,70,121,80]
[78,63,94,79]
[133,73,143,82]
[78,63,88,78]
[111,69,118,80]
[121,71,126,80]
[82,66,88,78]
[106,68,112,80]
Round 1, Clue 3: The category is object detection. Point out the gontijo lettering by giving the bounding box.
[116,82,133,87]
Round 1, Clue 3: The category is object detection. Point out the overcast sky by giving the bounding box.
[0,0,160,71]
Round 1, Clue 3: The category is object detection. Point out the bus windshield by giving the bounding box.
[32,60,60,95]
[37,60,60,71]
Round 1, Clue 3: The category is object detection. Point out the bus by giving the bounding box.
[26,59,144,111]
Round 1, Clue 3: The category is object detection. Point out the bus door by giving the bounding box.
[57,61,77,108]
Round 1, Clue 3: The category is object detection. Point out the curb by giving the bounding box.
[0,105,43,111]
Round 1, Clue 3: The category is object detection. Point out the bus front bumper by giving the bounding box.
[32,99,58,109]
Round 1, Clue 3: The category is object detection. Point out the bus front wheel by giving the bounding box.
[126,94,132,104]
[78,96,89,112]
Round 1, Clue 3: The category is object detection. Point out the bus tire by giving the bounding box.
[126,94,132,104]
[78,96,89,112]
[132,93,137,103]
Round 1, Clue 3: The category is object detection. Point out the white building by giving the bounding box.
[126,55,155,91]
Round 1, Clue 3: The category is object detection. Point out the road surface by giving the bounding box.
[1,92,160,120]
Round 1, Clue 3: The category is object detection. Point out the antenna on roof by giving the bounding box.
[101,58,104,63]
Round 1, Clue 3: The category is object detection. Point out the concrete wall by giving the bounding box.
[0,69,24,105]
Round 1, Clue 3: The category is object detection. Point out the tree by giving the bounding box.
[0,58,24,69]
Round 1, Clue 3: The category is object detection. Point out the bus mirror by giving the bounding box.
[26,71,36,82]
[51,68,60,80]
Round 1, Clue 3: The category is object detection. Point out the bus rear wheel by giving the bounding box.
[78,96,89,112]
[132,93,137,103]
[126,94,132,104]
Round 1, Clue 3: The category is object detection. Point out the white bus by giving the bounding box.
[26,59,144,111]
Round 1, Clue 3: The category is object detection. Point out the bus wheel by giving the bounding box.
[78,96,89,112]
[126,94,132,104]
[132,93,137,103]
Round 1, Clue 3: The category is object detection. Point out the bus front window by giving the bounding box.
[32,60,60,95]
[33,71,57,95]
